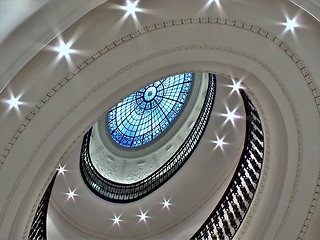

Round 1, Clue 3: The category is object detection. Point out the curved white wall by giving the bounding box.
[0,0,319,239]
[0,0,107,93]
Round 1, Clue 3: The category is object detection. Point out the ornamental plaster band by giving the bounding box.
[0,17,318,239]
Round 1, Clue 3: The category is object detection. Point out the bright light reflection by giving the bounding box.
[222,107,240,125]
[123,0,140,18]
[283,17,299,32]
[111,214,123,226]
[57,164,67,175]
[162,198,172,209]
[66,189,77,200]
[208,0,221,8]
[126,0,138,15]
[137,210,150,222]
[56,40,75,58]
[112,0,143,30]
[6,95,23,110]
[198,0,222,16]
[213,136,227,150]
[229,79,244,94]
[48,38,78,64]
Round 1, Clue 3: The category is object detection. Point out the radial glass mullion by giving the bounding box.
[107,73,193,147]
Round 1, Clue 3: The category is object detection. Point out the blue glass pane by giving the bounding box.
[107,73,193,147]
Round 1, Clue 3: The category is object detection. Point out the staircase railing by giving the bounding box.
[80,74,217,203]
[28,79,262,240]
[28,172,57,240]
[191,90,264,240]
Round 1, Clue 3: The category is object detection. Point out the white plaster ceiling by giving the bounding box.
[290,0,320,21]
[49,75,246,239]
[0,0,108,92]
[0,0,319,239]
[0,0,50,44]
[312,0,320,5]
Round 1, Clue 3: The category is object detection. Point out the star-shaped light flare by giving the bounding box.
[6,95,23,110]
[111,214,123,226]
[123,0,140,17]
[137,210,150,222]
[229,79,244,94]
[162,198,172,209]
[57,164,67,175]
[213,136,227,150]
[66,189,77,200]
[283,17,299,32]
[222,107,240,125]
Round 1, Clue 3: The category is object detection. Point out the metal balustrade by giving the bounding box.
[191,90,264,240]
[29,78,262,240]
[80,74,217,203]
[28,173,57,240]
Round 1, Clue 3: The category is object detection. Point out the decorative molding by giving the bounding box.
[89,73,206,183]
[0,17,317,239]
[20,44,299,239]
[79,75,216,203]
[193,89,265,239]
[234,86,271,240]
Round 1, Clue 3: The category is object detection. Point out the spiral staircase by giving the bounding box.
[0,0,320,239]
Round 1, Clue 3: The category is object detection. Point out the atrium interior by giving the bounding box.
[0,0,320,239]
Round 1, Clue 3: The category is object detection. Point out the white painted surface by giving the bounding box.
[0,0,50,43]
[0,0,319,239]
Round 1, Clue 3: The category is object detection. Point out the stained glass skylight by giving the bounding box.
[108,73,193,147]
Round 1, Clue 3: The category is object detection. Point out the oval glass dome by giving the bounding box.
[107,73,193,147]
[80,73,217,202]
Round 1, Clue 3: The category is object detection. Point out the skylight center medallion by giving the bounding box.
[144,86,157,101]
[108,73,193,148]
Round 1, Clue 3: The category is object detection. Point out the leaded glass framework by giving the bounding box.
[107,73,193,147]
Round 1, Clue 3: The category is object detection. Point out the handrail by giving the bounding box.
[191,90,264,240]
[28,172,57,240]
[80,74,217,203]
[28,79,262,240]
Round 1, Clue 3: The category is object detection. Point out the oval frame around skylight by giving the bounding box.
[107,73,193,148]
[80,74,217,202]
[90,73,205,183]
